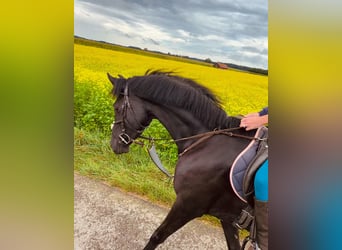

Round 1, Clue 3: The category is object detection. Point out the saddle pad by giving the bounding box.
[229,127,267,203]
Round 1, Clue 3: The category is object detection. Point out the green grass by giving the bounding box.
[74,127,177,205]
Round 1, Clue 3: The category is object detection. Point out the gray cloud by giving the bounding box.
[75,0,268,69]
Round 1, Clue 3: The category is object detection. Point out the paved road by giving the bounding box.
[74,173,228,250]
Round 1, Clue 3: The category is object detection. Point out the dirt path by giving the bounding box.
[74,173,228,250]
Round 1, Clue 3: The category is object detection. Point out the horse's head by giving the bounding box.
[107,73,152,154]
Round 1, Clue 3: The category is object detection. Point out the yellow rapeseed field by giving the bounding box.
[74,43,268,116]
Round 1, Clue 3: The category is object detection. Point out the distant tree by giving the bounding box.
[204,58,212,63]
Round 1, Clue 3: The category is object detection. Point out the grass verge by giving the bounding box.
[74,127,177,206]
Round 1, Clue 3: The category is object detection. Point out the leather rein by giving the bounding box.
[113,83,265,157]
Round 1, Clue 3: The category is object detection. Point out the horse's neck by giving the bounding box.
[148,104,209,152]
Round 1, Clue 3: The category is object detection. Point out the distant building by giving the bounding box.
[213,62,228,69]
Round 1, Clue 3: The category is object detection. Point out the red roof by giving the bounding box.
[214,62,228,69]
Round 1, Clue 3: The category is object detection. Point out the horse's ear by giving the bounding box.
[107,73,117,86]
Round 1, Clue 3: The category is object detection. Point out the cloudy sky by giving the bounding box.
[74,0,268,69]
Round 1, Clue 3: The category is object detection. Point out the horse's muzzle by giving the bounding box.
[111,140,130,154]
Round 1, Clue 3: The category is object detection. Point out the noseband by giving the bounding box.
[113,83,146,145]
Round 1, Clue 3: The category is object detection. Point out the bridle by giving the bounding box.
[112,83,147,145]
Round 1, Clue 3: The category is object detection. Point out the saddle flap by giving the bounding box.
[229,127,268,203]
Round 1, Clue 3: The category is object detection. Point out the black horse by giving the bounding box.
[108,70,257,250]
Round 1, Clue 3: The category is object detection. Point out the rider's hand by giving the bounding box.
[240,114,268,131]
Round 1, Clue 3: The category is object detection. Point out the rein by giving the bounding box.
[134,127,265,179]
[115,83,263,147]
[137,127,264,147]
[113,83,266,178]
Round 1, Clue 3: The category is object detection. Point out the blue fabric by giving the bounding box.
[298,173,342,250]
[254,160,268,201]
[258,107,268,116]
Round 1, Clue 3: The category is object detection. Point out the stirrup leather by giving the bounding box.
[233,206,254,230]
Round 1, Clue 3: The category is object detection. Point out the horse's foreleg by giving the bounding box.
[143,198,200,250]
[221,219,241,250]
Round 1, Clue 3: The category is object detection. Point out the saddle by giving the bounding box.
[230,126,268,237]
[229,126,268,205]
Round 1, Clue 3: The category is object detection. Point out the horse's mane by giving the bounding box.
[111,70,240,129]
